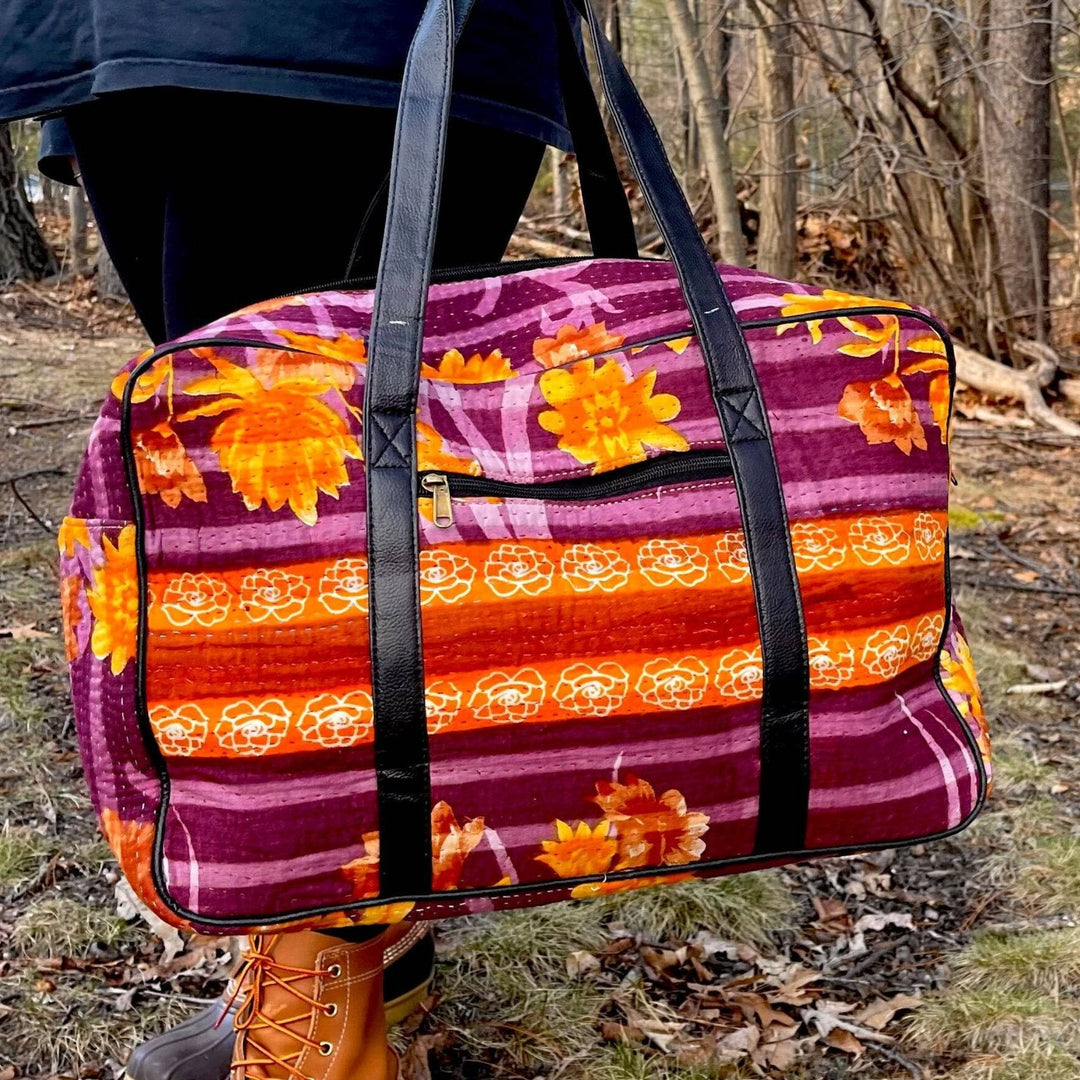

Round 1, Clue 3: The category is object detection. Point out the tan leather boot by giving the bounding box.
[230,930,398,1080]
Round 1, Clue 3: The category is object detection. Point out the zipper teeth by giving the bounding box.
[425,450,732,502]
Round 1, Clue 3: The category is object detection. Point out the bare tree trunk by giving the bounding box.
[69,185,88,275]
[549,147,567,217]
[96,244,128,301]
[0,124,56,285]
[982,0,1053,340]
[752,0,798,278]
[663,0,747,265]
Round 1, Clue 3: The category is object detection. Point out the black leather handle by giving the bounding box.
[364,0,811,898]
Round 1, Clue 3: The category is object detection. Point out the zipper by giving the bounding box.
[270,255,596,303]
[419,449,732,529]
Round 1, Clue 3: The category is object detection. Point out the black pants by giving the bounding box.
[67,89,546,343]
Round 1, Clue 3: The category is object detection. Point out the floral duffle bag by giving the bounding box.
[58,0,989,934]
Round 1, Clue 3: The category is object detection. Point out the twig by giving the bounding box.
[9,480,53,534]
[992,536,1054,579]
[951,574,1080,599]
[8,412,97,430]
[871,1044,925,1080]
[0,467,64,486]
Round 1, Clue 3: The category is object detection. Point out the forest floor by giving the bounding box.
[0,282,1079,1080]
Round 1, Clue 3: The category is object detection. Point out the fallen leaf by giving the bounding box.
[115,879,186,961]
[825,1029,865,1056]
[1011,569,1039,583]
[0,623,52,640]
[565,950,601,979]
[853,911,914,934]
[856,993,923,1030]
[714,1024,760,1063]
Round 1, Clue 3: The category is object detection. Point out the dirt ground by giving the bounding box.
[1,283,1078,1080]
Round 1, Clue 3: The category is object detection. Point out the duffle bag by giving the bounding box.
[58,0,990,934]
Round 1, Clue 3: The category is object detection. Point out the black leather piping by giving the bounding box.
[119,307,983,928]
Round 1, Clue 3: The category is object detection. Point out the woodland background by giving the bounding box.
[2,2,1080,1079]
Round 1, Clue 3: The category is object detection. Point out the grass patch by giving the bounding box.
[1001,834,1080,916]
[951,1041,1080,1080]
[988,739,1058,798]
[600,873,795,944]
[0,824,50,885]
[14,896,132,958]
[591,1043,739,1080]
[953,929,1080,996]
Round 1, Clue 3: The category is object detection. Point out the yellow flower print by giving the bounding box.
[807,637,855,690]
[215,699,291,756]
[911,614,946,662]
[553,662,630,717]
[469,668,546,723]
[276,329,367,365]
[416,421,482,476]
[849,517,911,567]
[483,543,555,598]
[178,352,360,527]
[535,819,617,878]
[239,568,310,623]
[861,626,912,680]
[133,422,207,509]
[431,801,486,891]
[426,682,463,734]
[297,691,373,748]
[86,525,139,676]
[110,353,169,403]
[636,656,710,710]
[251,340,360,392]
[160,573,232,628]
[58,517,92,558]
[533,322,626,370]
[419,550,475,606]
[537,359,689,473]
[637,538,709,588]
[571,873,697,901]
[421,348,517,383]
[560,543,630,593]
[714,531,750,583]
[941,633,988,741]
[150,704,211,756]
[775,290,911,346]
[913,512,946,563]
[341,833,381,900]
[716,648,763,702]
[791,522,845,573]
[317,557,368,615]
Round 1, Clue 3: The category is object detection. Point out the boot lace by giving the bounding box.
[227,935,337,1080]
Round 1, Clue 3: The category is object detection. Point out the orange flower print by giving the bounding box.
[553,662,630,717]
[791,522,845,573]
[571,872,697,901]
[272,329,367,387]
[929,374,950,442]
[469,668,546,723]
[849,517,912,567]
[178,353,361,526]
[421,348,517,383]
[537,359,689,473]
[215,699,291,755]
[533,322,626,370]
[160,573,232,628]
[425,682,463,734]
[60,574,84,663]
[636,656,710,710]
[419,549,475,606]
[341,833,381,900]
[839,375,928,455]
[483,543,555,598]
[239,568,310,623]
[132,422,207,509]
[807,637,855,691]
[535,819,617,877]
[431,801,486,891]
[111,354,170,403]
[560,543,630,593]
[941,632,990,764]
[861,626,912,680]
[416,421,482,476]
[100,808,176,924]
[318,557,369,615]
[911,613,945,662]
[86,525,138,676]
[716,648,763,702]
[637,538,709,588]
[714,531,750,583]
[913,512,946,563]
[593,775,709,869]
[58,517,91,558]
[298,691,373,748]
[150,704,210,756]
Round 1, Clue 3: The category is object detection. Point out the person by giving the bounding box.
[0,3,578,1078]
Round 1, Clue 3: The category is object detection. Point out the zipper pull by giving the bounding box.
[421,474,455,528]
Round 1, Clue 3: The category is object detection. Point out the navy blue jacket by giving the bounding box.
[2,1,575,150]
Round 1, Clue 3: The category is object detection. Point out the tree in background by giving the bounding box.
[0,123,56,284]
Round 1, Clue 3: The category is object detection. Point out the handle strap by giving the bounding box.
[365,0,810,898]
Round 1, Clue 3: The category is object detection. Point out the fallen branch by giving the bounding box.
[953,341,1080,437]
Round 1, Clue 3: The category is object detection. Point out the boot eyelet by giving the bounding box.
[319,1042,334,1057]
[324,1003,338,1017]
[326,964,342,978]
